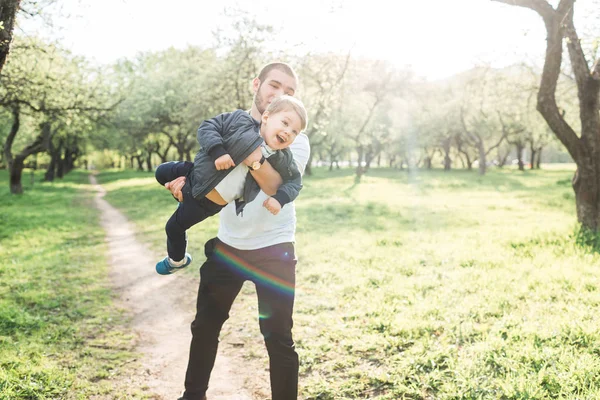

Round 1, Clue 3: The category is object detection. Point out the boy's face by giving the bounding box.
[260,109,302,150]
[253,69,297,115]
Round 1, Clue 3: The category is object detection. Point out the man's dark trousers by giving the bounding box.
[183,237,299,400]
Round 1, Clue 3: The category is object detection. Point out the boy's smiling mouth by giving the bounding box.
[276,134,286,144]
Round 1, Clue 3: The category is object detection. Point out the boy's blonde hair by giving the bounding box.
[265,95,308,132]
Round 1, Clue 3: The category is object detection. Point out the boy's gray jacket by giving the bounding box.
[191,109,302,214]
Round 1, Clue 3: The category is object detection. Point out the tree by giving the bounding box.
[1,37,114,193]
[409,82,466,171]
[109,47,220,168]
[297,52,351,175]
[211,16,271,111]
[458,68,510,175]
[493,0,600,230]
[0,0,22,74]
[344,61,406,181]
[0,0,60,75]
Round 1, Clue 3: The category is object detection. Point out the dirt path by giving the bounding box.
[90,175,253,400]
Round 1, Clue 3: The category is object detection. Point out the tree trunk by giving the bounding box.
[497,148,510,168]
[0,0,22,74]
[44,138,58,182]
[355,145,365,181]
[536,147,543,169]
[146,153,152,172]
[573,154,600,230]
[65,151,74,174]
[64,144,78,174]
[56,156,65,179]
[56,139,65,179]
[44,156,56,182]
[176,145,185,161]
[305,151,314,176]
[389,155,396,168]
[516,142,525,171]
[364,147,375,172]
[6,116,50,193]
[135,155,144,171]
[458,151,472,170]
[444,154,451,170]
[9,155,24,194]
[424,157,433,170]
[158,152,168,163]
[529,143,537,170]
[478,143,486,175]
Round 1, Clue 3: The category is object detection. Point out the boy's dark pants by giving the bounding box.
[155,161,223,262]
[183,238,299,400]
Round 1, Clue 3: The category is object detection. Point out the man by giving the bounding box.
[167,62,310,400]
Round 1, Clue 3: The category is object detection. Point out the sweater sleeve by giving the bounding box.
[269,148,303,207]
[197,111,232,162]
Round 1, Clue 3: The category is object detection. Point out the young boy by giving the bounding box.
[154,95,308,275]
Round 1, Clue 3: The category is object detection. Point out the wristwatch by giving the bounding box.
[250,155,266,171]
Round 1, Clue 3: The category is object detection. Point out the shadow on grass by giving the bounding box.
[89,167,575,201]
[307,167,575,195]
[296,200,477,235]
[95,169,154,184]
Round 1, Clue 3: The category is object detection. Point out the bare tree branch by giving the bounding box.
[592,58,600,80]
[563,5,591,94]
[498,0,581,159]
[491,0,555,21]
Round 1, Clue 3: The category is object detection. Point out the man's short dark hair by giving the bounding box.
[257,62,298,83]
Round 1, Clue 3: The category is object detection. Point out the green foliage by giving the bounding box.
[574,226,600,253]
[0,170,142,398]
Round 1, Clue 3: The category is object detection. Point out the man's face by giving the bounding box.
[253,69,297,115]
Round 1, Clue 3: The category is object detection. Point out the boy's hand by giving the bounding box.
[263,197,282,215]
[243,146,263,167]
[165,176,185,202]
[215,154,235,170]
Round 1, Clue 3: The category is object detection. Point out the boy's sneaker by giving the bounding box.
[156,253,192,275]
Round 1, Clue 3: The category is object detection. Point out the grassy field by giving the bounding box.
[4,165,600,399]
[0,170,144,399]
[96,165,600,399]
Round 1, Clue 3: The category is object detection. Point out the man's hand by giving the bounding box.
[215,154,235,170]
[243,146,263,166]
[165,176,186,202]
[263,197,282,215]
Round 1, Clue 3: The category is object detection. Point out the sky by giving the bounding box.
[16,0,598,80]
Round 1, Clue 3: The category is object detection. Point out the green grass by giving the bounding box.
[0,170,145,399]
[97,166,600,399]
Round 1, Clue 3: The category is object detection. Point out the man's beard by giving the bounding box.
[254,85,266,114]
